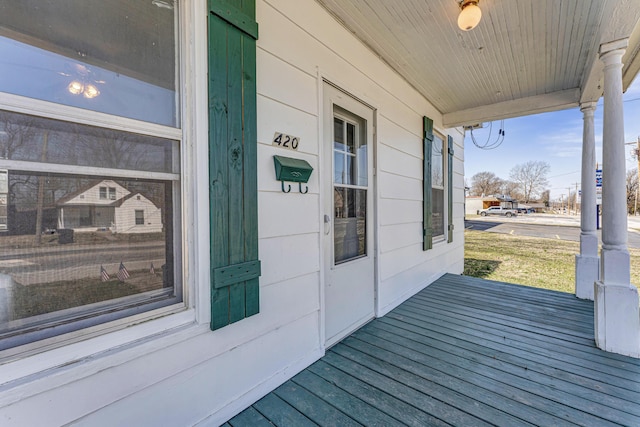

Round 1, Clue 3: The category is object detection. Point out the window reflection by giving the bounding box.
[0,172,174,338]
[0,110,177,173]
[0,1,178,127]
[333,116,367,186]
[432,134,445,238]
[334,188,366,263]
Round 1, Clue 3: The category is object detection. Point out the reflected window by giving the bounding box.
[135,210,145,225]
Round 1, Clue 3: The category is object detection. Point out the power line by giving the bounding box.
[548,170,580,179]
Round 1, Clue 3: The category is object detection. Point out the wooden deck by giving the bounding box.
[226,274,640,426]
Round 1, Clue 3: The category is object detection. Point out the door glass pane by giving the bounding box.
[334,188,366,263]
[333,118,345,150]
[345,154,355,185]
[346,123,355,153]
[334,152,344,184]
[357,147,367,186]
[333,116,367,186]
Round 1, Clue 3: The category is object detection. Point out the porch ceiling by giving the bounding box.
[315,0,640,127]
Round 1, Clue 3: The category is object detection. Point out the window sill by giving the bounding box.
[0,305,198,394]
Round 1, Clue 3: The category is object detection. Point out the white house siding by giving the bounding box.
[466,197,485,215]
[0,1,464,425]
[113,195,163,234]
[62,180,129,206]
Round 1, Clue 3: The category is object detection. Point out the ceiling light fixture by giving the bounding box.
[458,0,482,31]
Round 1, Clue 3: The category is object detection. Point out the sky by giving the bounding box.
[463,76,640,201]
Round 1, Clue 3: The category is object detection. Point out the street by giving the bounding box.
[465,215,640,249]
[0,241,166,286]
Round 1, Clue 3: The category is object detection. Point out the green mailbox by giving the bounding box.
[273,155,313,193]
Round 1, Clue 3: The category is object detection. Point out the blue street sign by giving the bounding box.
[596,169,602,187]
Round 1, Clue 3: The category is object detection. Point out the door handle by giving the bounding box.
[324,214,331,235]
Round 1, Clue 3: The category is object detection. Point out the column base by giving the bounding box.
[594,281,640,358]
[575,255,599,300]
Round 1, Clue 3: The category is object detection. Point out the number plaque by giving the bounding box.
[272,132,300,151]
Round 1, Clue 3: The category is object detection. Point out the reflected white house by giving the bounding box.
[56,179,162,233]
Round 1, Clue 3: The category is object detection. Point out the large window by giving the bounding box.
[432,133,445,240]
[0,1,181,351]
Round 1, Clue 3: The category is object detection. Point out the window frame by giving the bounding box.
[0,0,195,362]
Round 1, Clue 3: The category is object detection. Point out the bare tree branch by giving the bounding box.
[509,161,550,203]
[469,172,503,197]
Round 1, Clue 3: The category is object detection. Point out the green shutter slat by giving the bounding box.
[447,135,454,244]
[213,260,261,289]
[423,116,433,251]
[209,1,260,330]
[209,14,231,330]
[243,35,260,317]
[209,0,258,40]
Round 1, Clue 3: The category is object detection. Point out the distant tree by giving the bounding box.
[500,180,523,201]
[469,171,503,197]
[509,161,550,203]
[627,169,638,214]
[541,189,551,207]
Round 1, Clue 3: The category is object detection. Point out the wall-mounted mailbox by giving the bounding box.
[273,155,313,193]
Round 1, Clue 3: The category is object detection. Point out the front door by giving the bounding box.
[323,83,375,347]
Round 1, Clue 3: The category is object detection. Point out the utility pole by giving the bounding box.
[571,182,580,214]
[625,136,640,215]
[567,187,572,214]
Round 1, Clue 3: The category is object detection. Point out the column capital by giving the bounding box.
[600,38,629,56]
[580,102,597,114]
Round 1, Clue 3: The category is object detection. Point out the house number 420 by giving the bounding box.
[272,132,299,151]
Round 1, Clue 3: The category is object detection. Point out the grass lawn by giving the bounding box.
[464,229,640,294]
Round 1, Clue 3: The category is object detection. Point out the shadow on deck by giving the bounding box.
[226,274,640,426]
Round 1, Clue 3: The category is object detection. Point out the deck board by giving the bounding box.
[394,302,640,378]
[230,274,640,426]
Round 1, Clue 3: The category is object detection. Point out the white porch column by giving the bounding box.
[595,39,640,358]
[575,102,599,300]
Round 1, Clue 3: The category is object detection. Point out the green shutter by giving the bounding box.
[423,116,433,251]
[447,135,454,243]
[208,0,260,330]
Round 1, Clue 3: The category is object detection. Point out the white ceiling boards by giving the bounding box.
[315,0,640,127]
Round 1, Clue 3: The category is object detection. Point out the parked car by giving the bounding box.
[479,206,518,217]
